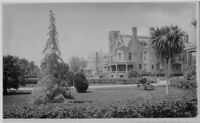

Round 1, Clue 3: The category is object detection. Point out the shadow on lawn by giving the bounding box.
[84,91,92,93]
[71,100,93,104]
[4,91,31,96]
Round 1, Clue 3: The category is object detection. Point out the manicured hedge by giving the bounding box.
[73,73,89,93]
[170,77,197,90]
[4,93,197,118]
[87,77,157,85]
[87,78,139,85]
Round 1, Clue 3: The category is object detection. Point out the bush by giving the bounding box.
[73,72,89,93]
[66,71,74,87]
[184,65,196,80]
[53,94,65,103]
[4,92,197,118]
[31,75,73,105]
[139,71,152,76]
[138,77,155,90]
[170,77,197,90]
[128,70,139,78]
[88,78,139,85]
[139,78,147,85]
[3,55,26,94]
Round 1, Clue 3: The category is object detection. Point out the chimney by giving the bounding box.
[132,27,137,39]
[131,27,137,59]
[149,27,155,36]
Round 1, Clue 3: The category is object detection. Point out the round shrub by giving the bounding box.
[73,72,89,93]
[145,84,154,90]
[139,77,147,85]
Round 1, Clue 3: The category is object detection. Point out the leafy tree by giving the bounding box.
[3,55,26,94]
[151,25,185,95]
[31,10,72,104]
[69,56,87,73]
[28,61,41,78]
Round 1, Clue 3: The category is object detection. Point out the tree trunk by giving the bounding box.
[165,58,170,95]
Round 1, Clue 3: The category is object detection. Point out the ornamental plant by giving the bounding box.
[31,10,72,105]
[73,72,89,93]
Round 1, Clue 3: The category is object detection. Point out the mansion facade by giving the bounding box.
[84,27,196,78]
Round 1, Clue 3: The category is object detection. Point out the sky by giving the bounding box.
[3,2,196,66]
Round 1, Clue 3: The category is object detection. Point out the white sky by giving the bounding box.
[3,2,196,66]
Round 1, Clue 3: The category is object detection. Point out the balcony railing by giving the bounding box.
[109,71,127,73]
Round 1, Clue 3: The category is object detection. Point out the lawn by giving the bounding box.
[3,85,188,112]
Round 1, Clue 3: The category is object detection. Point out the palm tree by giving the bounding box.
[151,25,185,95]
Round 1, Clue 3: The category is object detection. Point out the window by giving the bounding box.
[119,53,121,60]
[139,64,142,70]
[152,65,154,69]
[156,63,160,70]
[129,52,132,60]
[144,64,147,70]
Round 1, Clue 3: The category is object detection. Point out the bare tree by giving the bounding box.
[69,56,87,73]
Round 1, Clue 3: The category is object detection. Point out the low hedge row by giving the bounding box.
[88,77,158,85]
[87,78,139,85]
[4,93,197,118]
[170,77,197,90]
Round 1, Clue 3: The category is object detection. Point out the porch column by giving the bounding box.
[187,51,189,66]
[126,64,128,73]
[116,64,118,78]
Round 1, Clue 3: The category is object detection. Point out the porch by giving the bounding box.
[108,63,134,78]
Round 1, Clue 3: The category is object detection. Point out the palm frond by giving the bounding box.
[151,25,185,60]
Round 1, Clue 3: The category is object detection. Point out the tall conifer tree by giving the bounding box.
[31,10,72,104]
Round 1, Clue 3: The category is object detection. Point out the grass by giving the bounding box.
[3,86,188,112]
